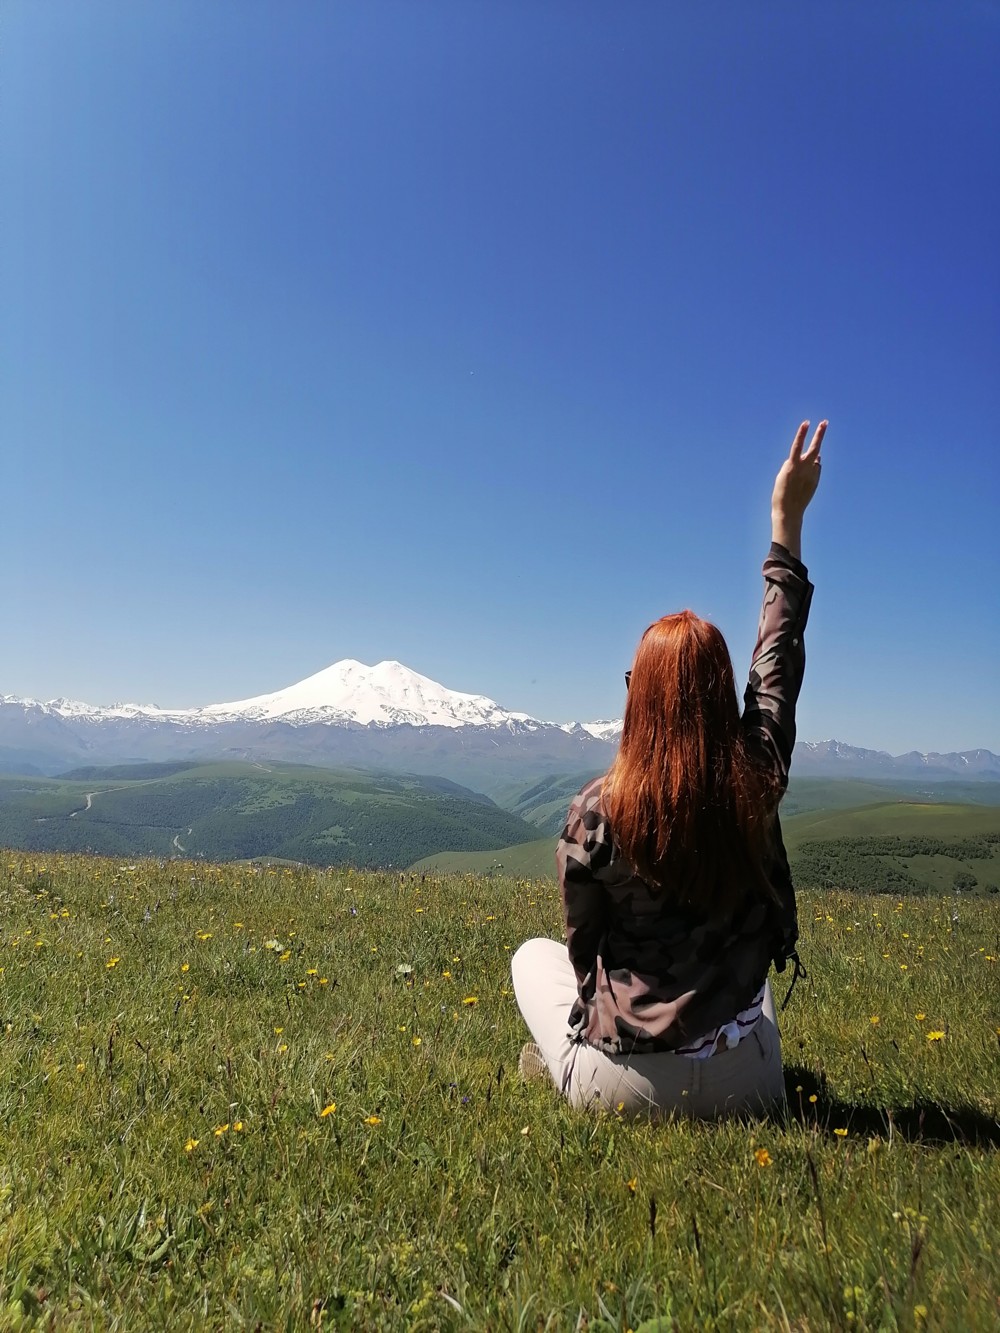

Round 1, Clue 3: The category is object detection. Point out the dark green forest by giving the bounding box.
[0,766,539,869]
[791,834,1000,895]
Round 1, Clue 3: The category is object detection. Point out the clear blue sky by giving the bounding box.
[3,1,998,753]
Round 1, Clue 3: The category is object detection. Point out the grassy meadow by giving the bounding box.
[1,850,998,1330]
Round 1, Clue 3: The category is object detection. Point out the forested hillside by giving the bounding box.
[0,763,539,869]
[412,801,1000,894]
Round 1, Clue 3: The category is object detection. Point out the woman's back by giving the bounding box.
[558,541,811,1052]
[512,419,826,1115]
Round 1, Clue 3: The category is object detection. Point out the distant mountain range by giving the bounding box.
[792,739,1000,780]
[1,658,997,789]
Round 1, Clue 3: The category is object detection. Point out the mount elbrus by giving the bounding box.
[0,659,995,787]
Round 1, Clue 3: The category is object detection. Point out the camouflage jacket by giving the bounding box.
[557,543,812,1054]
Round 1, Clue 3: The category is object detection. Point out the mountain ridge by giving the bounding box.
[1,659,996,784]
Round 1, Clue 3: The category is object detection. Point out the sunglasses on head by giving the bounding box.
[624,671,632,690]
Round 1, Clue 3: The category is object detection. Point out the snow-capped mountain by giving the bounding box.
[793,740,1000,780]
[0,660,996,786]
[562,718,624,743]
[0,660,616,785]
[9,660,543,733]
[202,659,539,730]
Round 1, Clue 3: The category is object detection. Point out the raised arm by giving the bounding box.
[770,419,826,559]
[742,421,827,787]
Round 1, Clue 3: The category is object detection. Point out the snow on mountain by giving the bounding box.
[25,660,540,732]
[794,740,1000,779]
[45,697,176,720]
[2,666,995,779]
[203,659,539,730]
[567,718,624,742]
[798,739,896,765]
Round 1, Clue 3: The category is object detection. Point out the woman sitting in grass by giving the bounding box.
[512,420,827,1118]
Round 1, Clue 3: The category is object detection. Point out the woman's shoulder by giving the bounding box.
[559,775,617,876]
[567,774,607,822]
[577,773,606,802]
[559,774,610,842]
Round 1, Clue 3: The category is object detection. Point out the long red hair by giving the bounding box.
[602,611,778,911]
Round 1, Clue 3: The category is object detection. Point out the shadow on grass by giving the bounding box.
[781,1064,1000,1148]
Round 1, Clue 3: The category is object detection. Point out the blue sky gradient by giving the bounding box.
[3,1,998,752]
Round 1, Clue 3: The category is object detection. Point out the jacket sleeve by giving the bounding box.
[742,542,814,790]
[557,782,612,988]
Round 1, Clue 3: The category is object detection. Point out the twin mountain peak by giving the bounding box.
[1,658,996,782]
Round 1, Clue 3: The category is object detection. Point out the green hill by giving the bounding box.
[489,771,603,836]
[8,760,999,893]
[782,799,1000,844]
[411,800,1000,894]
[494,772,1000,833]
[411,836,558,878]
[782,802,1000,895]
[0,762,540,869]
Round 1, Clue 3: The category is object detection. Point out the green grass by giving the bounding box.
[412,837,558,878]
[781,801,1000,846]
[1,850,997,1330]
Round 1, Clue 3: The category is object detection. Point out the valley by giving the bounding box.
[0,757,996,897]
[0,762,540,870]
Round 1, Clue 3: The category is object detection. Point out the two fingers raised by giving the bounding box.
[790,419,828,463]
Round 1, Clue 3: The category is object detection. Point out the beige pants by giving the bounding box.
[511,937,785,1120]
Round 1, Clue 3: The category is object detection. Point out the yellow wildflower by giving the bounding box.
[754,1148,772,1167]
[319,1103,336,1118]
[214,1123,230,1136]
[412,1036,422,1047]
[627,1176,638,1192]
[462,996,478,1006]
[834,1128,848,1137]
[915,1012,926,1021]
[184,1138,199,1153]
[105,957,120,969]
[364,1115,382,1126]
[926,1030,945,1042]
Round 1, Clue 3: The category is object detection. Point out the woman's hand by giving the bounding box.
[771,420,827,559]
